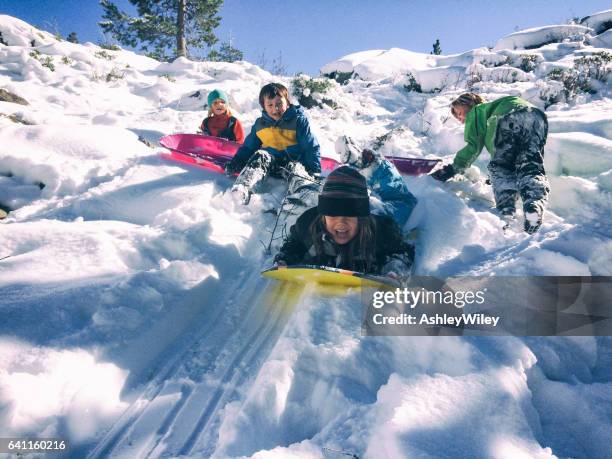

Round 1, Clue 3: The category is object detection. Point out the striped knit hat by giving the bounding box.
[318,166,370,217]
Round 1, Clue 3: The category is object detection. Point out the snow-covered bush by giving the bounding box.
[91,67,125,83]
[29,49,55,71]
[95,50,115,61]
[466,63,529,87]
[105,67,124,82]
[479,55,511,68]
[322,70,354,85]
[403,71,422,92]
[543,51,611,103]
[574,51,611,82]
[516,54,540,72]
[536,78,566,107]
[99,43,121,51]
[466,69,482,90]
[546,67,591,100]
[160,73,176,82]
[291,73,337,109]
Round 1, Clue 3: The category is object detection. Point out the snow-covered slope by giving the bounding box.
[1,11,611,459]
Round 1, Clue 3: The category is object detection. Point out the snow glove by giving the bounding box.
[430,164,456,182]
[381,250,414,286]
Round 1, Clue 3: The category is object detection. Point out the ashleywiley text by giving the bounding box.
[372,312,500,327]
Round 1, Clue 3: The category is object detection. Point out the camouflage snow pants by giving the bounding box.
[488,108,550,217]
[234,150,318,195]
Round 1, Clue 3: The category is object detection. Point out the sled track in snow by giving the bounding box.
[88,268,301,458]
[177,291,290,457]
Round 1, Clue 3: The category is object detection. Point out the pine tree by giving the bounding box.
[431,38,442,55]
[208,41,244,63]
[67,32,79,43]
[99,0,223,61]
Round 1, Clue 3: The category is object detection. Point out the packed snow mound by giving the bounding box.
[494,24,592,51]
[320,49,386,74]
[0,125,151,197]
[580,9,612,34]
[0,15,58,47]
[324,48,435,80]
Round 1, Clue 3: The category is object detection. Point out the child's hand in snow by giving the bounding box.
[430,164,456,182]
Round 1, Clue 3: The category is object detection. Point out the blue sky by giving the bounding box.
[1,0,609,74]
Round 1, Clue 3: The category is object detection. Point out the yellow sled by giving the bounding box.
[261,265,398,290]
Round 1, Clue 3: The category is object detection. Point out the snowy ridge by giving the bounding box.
[0,11,611,459]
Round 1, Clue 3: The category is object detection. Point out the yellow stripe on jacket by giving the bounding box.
[256,127,297,150]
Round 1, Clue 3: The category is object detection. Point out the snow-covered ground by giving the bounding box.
[1,11,611,459]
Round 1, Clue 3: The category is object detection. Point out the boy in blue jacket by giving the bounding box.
[225,83,321,204]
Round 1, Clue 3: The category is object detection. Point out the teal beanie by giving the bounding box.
[207,89,229,106]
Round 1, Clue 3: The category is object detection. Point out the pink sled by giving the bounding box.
[159,134,439,175]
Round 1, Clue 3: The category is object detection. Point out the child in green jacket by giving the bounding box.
[431,93,549,234]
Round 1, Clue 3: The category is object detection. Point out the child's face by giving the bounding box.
[263,95,288,121]
[324,216,359,245]
[452,105,470,124]
[212,99,227,115]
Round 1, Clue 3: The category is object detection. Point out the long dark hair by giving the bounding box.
[309,215,377,272]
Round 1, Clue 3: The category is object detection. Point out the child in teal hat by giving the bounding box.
[199,89,245,143]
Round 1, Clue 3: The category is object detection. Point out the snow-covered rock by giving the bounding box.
[580,8,612,34]
[494,24,592,50]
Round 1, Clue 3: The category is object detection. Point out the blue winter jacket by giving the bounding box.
[367,159,417,228]
[231,105,321,174]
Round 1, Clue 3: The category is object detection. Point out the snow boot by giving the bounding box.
[335,135,362,167]
[283,162,320,208]
[231,183,251,205]
[523,202,543,234]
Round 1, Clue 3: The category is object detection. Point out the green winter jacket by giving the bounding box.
[452,96,536,171]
